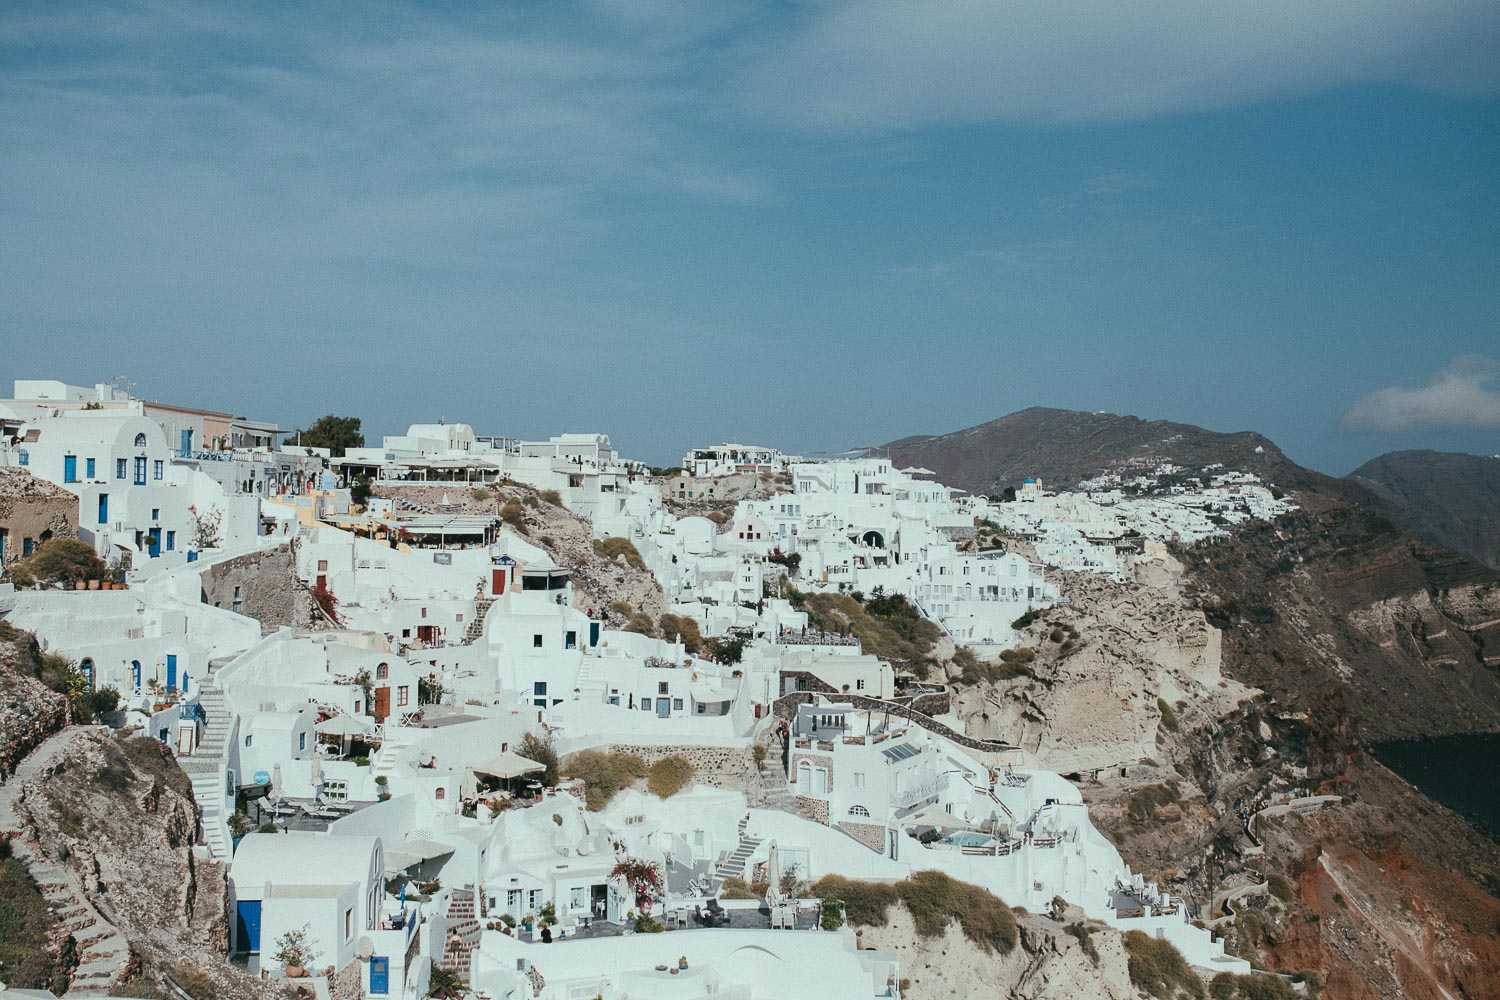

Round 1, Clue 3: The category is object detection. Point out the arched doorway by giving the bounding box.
[861,530,884,548]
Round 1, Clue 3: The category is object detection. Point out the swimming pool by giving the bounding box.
[944,832,994,848]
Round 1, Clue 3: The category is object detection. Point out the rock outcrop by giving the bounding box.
[859,907,1134,1000]
[952,560,1256,773]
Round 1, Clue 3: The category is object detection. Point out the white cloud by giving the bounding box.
[745,0,1500,128]
[1343,356,1500,431]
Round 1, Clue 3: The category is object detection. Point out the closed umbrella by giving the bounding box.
[765,840,783,906]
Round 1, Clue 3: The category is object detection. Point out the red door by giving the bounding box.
[374,686,391,721]
[492,568,507,594]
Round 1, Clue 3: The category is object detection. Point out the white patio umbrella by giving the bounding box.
[309,750,323,791]
[315,713,373,756]
[765,839,784,907]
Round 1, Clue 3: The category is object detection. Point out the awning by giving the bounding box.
[384,837,456,873]
[315,715,374,737]
[471,751,546,780]
[691,684,735,703]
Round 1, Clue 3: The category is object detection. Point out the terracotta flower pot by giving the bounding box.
[285,964,305,979]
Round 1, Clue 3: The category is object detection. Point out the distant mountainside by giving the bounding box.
[1347,449,1500,571]
[886,406,1500,994]
[886,406,1339,499]
[886,407,1500,744]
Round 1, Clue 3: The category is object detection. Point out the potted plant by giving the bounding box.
[678,955,688,970]
[273,925,316,979]
[375,775,390,800]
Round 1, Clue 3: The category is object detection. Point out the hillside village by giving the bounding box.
[0,379,1336,1000]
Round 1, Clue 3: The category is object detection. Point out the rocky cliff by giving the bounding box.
[859,906,1135,1000]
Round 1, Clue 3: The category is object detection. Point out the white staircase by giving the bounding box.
[573,657,607,703]
[709,815,764,891]
[180,658,234,861]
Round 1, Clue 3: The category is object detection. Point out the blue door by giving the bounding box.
[131,660,142,691]
[148,528,161,557]
[235,900,262,953]
[80,659,94,691]
[98,494,109,524]
[166,654,177,690]
[180,428,193,456]
[63,455,77,482]
[589,621,601,646]
[657,697,671,718]
[369,957,390,995]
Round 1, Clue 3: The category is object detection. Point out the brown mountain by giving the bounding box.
[887,407,1500,996]
[1348,449,1500,571]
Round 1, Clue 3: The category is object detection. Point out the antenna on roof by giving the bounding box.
[108,374,136,398]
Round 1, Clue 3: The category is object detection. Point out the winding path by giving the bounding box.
[0,726,133,996]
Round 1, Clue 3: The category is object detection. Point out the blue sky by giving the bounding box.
[2,1,1497,472]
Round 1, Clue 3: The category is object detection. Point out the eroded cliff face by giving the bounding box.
[952,557,1256,773]
[13,730,286,998]
[858,907,1135,1000]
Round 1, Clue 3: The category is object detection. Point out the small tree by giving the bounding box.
[611,858,664,910]
[350,475,373,509]
[272,925,317,971]
[517,731,560,786]
[187,505,222,549]
[6,538,109,588]
[292,415,364,457]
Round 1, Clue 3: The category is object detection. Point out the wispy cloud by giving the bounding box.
[746,0,1500,128]
[1342,355,1500,431]
[1085,170,1155,197]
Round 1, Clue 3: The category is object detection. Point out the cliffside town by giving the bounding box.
[0,385,1494,1000]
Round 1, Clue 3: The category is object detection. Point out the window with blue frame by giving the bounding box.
[151,508,159,521]
[640,698,651,711]
[86,458,96,479]
[153,460,163,480]
[17,450,27,466]
[299,732,306,751]
[166,531,175,551]
[23,537,34,557]
[116,458,127,479]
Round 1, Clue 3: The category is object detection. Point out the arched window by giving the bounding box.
[80,658,95,692]
[376,663,389,680]
[435,787,446,800]
[133,433,147,448]
[849,805,871,818]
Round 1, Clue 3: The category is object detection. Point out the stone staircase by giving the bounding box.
[438,887,481,976]
[0,728,132,996]
[462,599,494,645]
[709,815,763,892]
[745,757,818,823]
[179,657,234,861]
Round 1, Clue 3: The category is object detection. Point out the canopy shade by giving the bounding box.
[315,714,374,736]
[384,837,456,873]
[471,750,546,780]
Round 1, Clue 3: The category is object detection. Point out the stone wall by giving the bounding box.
[200,544,299,635]
[795,795,828,825]
[836,820,887,854]
[0,469,77,571]
[598,743,754,791]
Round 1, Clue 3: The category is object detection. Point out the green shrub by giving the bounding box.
[1158,697,1180,732]
[609,600,635,619]
[564,750,647,810]
[625,612,655,635]
[517,731,560,786]
[470,487,492,502]
[1267,872,1295,904]
[593,536,645,570]
[500,501,527,532]
[719,877,760,900]
[1011,609,1042,631]
[1065,921,1100,965]
[810,872,1017,954]
[658,613,704,654]
[0,852,68,992]
[820,899,844,931]
[1123,929,1205,999]
[647,756,694,799]
[539,489,563,507]
[1127,780,1182,823]
[6,537,110,588]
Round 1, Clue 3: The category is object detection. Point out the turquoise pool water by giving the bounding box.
[944,832,993,847]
